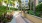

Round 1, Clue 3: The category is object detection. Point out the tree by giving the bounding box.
[28,0,34,10]
[4,0,9,10]
[18,0,22,12]
[28,0,31,10]
[36,3,42,17]
[33,0,36,15]
[0,0,3,6]
[12,0,16,8]
[18,0,27,17]
[0,6,13,23]
[0,0,13,23]
[18,0,21,9]
[18,0,26,17]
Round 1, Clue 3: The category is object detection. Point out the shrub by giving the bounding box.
[28,10,34,15]
[35,12,40,17]
[36,3,42,12]
[0,6,7,16]
[10,8,18,11]
[0,6,13,23]
[36,3,42,17]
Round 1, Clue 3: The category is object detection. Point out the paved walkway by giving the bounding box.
[9,11,32,23]
[16,12,26,23]
[9,11,26,23]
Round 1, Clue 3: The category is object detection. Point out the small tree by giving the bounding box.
[36,3,42,17]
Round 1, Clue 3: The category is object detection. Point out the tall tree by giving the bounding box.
[33,0,36,15]
[12,0,16,8]
[4,0,9,10]
[4,0,12,10]
[18,0,22,12]
[18,0,21,10]
[18,0,26,17]
[28,0,30,14]
[28,0,31,10]
[28,0,34,10]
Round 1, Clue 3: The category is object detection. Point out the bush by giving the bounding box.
[10,8,18,11]
[28,10,34,15]
[35,12,40,17]
[0,6,7,16]
[36,3,42,17]
[36,3,42,12]
[0,6,13,23]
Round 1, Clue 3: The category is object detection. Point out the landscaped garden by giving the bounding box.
[27,3,42,18]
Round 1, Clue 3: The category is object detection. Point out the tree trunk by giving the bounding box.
[29,0,31,10]
[33,0,36,15]
[28,1,30,10]
[18,0,22,10]
[7,4,8,10]
[30,2,32,10]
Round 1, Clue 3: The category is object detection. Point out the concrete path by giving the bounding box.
[16,12,26,23]
[9,16,16,23]
[9,11,26,23]
[8,11,17,23]
[9,11,32,23]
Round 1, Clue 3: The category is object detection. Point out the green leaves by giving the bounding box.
[18,0,21,3]
[0,0,2,2]
[36,3,42,12]
[0,6,7,15]
[36,3,42,17]
[28,10,34,15]
[0,6,13,23]
[10,8,18,11]
[4,0,9,4]
[12,0,15,1]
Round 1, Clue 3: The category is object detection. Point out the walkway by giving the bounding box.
[9,11,32,23]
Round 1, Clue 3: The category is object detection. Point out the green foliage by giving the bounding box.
[7,10,12,12]
[0,6,7,15]
[12,0,16,1]
[28,10,34,15]
[10,8,18,11]
[0,6,13,23]
[36,3,42,12]
[36,3,42,17]
[0,0,2,2]
[35,12,40,17]
[28,2,33,10]
[27,2,42,18]
[18,0,21,3]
